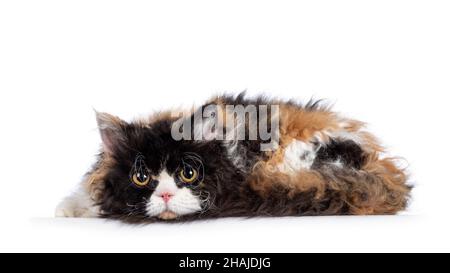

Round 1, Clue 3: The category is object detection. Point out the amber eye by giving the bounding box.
[131,171,150,187]
[179,166,198,183]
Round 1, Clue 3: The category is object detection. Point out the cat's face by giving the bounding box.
[95,112,237,221]
[125,152,205,220]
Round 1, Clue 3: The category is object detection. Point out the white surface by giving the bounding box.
[0,0,449,252]
[25,216,431,253]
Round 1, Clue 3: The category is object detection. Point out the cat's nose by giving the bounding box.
[160,192,173,203]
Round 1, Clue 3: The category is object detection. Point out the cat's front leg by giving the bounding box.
[55,185,100,218]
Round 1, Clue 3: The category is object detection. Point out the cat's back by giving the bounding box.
[207,93,410,215]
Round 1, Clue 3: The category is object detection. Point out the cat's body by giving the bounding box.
[56,93,411,223]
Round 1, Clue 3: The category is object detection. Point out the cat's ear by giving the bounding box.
[95,111,127,154]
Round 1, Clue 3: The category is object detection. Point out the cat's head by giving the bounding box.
[93,111,240,222]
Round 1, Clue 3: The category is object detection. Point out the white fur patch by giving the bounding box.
[153,170,179,197]
[277,140,317,173]
[55,185,100,218]
[329,159,344,168]
[145,170,202,218]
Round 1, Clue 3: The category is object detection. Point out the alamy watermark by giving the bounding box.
[171,104,280,151]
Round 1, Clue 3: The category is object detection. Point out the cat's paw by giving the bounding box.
[55,193,99,218]
[55,203,76,217]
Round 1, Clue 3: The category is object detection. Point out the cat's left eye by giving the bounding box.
[179,166,198,183]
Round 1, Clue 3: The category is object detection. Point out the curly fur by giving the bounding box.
[56,93,412,223]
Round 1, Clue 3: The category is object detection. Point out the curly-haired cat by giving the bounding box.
[56,93,411,223]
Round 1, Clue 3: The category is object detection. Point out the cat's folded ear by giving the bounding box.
[95,110,127,154]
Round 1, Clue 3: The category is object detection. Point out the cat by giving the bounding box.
[56,93,412,223]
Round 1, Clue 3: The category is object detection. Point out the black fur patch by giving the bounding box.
[314,139,366,169]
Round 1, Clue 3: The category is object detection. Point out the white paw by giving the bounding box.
[55,204,76,217]
[55,193,100,218]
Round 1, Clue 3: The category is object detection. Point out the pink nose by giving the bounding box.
[160,192,173,203]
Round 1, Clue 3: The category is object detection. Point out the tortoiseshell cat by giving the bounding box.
[56,93,411,223]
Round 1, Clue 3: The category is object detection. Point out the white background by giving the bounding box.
[0,0,449,252]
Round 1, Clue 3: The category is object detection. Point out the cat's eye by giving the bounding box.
[131,171,150,187]
[130,154,151,187]
[179,166,198,183]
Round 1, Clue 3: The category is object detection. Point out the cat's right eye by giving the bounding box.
[130,154,151,187]
[131,171,150,187]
